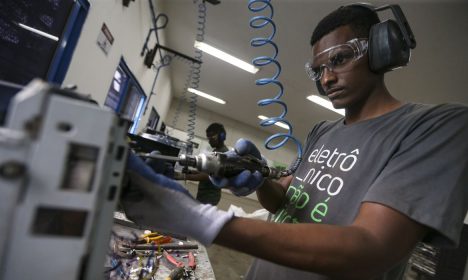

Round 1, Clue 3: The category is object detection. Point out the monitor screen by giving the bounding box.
[146,107,160,130]
[120,83,144,120]
[103,66,127,111]
[0,0,76,85]
[103,58,146,134]
[159,122,166,133]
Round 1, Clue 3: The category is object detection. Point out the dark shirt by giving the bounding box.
[196,145,229,205]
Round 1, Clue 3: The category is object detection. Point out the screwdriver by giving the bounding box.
[138,152,283,179]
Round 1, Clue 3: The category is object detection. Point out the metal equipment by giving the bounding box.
[138,151,283,179]
[0,80,129,279]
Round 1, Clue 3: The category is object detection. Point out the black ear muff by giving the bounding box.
[344,4,416,74]
[219,132,226,141]
[368,20,411,72]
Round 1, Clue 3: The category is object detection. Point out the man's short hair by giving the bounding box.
[206,122,225,135]
[310,5,380,46]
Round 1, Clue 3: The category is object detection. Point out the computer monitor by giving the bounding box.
[0,0,89,85]
[146,107,160,131]
[159,122,166,133]
[103,58,146,134]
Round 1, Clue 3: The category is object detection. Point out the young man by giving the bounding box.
[174,123,229,205]
[122,5,468,279]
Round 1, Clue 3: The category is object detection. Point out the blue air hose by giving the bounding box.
[248,0,302,176]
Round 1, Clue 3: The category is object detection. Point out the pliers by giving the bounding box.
[139,232,173,244]
[163,250,196,280]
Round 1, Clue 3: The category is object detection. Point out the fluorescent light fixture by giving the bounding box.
[188,88,226,104]
[18,23,59,41]
[194,41,259,74]
[306,95,345,116]
[258,115,289,130]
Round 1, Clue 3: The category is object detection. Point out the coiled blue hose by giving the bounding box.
[186,1,207,142]
[248,0,302,176]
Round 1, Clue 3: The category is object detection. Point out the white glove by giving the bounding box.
[121,153,234,246]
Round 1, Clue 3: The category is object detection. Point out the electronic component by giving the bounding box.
[0,80,129,279]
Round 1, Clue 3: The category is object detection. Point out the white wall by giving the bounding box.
[63,0,171,132]
[165,97,298,168]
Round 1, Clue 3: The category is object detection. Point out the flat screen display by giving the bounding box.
[0,0,75,85]
[147,107,160,130]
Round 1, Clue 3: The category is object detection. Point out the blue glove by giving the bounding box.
[144,150,175,178]
[126,152,191,196]
[210,138,265,196]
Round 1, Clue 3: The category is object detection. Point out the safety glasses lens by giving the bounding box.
[305,62,321,81]
[327,46,355,69]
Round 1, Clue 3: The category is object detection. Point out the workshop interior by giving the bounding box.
[1,0,468,279]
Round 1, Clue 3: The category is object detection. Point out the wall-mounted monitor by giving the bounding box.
[104,58,146,134]
[0,0,89,85]
[159,122,166,133]
[146,107,160,131]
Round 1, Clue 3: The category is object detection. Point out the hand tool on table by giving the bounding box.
[122,243,199,250]
[163,250,196,280]
[138,232,172,244]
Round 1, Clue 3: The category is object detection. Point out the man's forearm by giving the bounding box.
[256,175,291,213]
[213,217,379,279]
[213,202,427,279]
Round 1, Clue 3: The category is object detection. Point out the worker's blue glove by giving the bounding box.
[210,138,265,196]
[126,152,190,196]
[122,152,234,245]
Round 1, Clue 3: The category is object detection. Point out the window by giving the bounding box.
[104,58,146,134]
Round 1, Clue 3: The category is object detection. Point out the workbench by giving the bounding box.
[105,212,216,280]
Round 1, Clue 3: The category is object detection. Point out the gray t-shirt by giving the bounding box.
[245,103,468,280]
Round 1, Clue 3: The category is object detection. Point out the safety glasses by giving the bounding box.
[305,38,368,81]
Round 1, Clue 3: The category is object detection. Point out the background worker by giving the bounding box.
[122,4,468,280]
[174,122,229,205]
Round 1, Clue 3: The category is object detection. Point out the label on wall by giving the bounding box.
[97,23,114,55]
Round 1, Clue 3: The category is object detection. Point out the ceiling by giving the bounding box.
[159,0,468,142]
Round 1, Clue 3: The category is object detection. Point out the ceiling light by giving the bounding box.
[306,95,345,116]
[258,115,289,130]
[188,88,226,104]
[18,23,59,41]
[194,41,259,74]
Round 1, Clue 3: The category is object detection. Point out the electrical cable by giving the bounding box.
[248,0,302,176]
